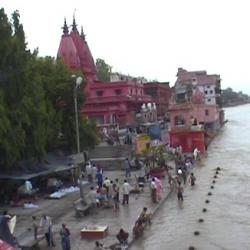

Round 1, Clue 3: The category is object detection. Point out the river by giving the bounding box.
[131,104,250,250]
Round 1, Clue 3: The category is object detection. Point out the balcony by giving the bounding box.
[170,124,204,132]
[86,94,152,105]
[169,102,193,111]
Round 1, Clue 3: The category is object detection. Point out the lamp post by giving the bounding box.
[72,75,87,205]
[73,75,83,154]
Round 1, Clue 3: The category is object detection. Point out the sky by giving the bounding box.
[1,0,250,94]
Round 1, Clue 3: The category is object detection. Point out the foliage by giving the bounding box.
[221,87,250,106]
[96,58,112,82]
[0,9,98,169]
[142,144,167,169]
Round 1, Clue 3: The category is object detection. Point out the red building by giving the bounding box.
[84,80,152,127]
[57,18,172,129]
[143,82,171,119]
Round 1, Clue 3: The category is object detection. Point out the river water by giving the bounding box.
[132,104,250,250]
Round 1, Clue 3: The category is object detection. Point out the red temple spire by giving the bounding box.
[62,18,69,35]
[80,26,85,40]
[72,14,78,32]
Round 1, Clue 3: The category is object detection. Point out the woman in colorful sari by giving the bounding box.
[154,177,163,201]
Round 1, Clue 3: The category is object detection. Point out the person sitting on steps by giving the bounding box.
[116,228,129,245]
[137,207,152,225]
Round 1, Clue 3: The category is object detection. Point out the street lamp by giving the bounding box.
[72,75,83,153]
[72,75,87,205]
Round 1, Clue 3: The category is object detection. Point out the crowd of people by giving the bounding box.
[86,176,134,212]
[2,143,201,250]
[165,145,199,203]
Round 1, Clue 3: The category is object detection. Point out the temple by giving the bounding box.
[57,17,171,129]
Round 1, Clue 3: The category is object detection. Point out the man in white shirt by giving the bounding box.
[150,178,157,203]
[193,148,200,161]
[104,177,111,187]
[122,180,132,205]
[25,180,33,193]
[86,162,92,182]
[40,215,55,247]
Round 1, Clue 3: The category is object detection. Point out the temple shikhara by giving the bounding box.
[57,17,171,131]
[57,17,224,153]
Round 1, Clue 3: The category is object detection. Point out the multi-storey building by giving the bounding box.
[169,68,224,153]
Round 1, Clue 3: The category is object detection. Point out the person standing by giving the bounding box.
[60,224,70,250]
[0,211,15,246]
[112,183,119,211]
[115,178,120,202]
[124,158,131,178]
[96,170,103,188]
[40,215,55,247]
[177,182,184,201]
[87,187,97,213]
[150,178,157,203]
[32,216,38,240]
[154,177,163,201]
[25,179,33,193]
[193,148,200,161]
[85,162,92,183]
[189,173,196,186]
[122,180,132,205]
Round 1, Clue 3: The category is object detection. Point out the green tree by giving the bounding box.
[96,58,112,82]
[0,9,99,169]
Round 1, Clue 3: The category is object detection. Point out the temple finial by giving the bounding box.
[62,18,69,35]
[80,26,86,40]
[72,11,78,32]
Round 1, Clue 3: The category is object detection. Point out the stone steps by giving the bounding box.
[89,144,132,170]
[89,144,132,159]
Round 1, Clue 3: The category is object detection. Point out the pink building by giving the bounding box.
[169,68,224,153]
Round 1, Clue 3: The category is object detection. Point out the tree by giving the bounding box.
[0,9,99,169]
[221,87,250,106]
[96,58,112,82]
[0,9,36,165]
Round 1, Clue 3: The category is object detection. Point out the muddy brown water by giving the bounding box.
[131,104,250,250]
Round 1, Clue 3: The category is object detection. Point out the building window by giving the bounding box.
[205,109,209,116]
[207,85,210,88]
[115,89,122,95]
[174,115,185,125]
[205,90,208,94]
[90,115,104,124]
[96,90,103,97]
[210,90,213,94]
[207,98,211,102]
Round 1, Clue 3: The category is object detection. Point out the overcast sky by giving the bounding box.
[2,0,250,94]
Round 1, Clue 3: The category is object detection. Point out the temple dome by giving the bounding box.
[57,35,81,70]
[70,30,97,80]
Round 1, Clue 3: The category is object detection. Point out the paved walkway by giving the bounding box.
[7,169,173,250]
